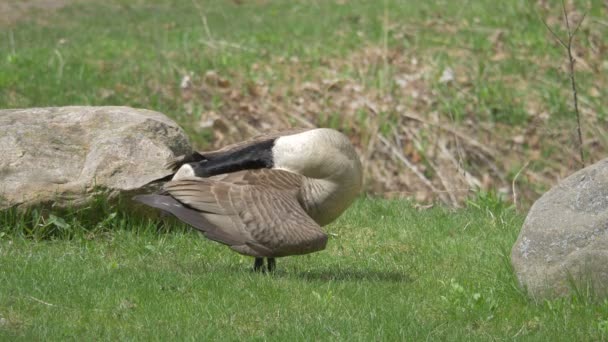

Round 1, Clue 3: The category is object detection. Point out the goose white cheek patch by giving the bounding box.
[172,164,195,180]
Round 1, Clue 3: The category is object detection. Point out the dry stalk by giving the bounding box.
[439,143,481,189]
[427,157,459,207]
[594,18,608,27]
[472,149,507,184]
[378,135,450,204]
[404,126,459,206]
[512,161,530,210]
[199,39,256,52]
[364,126,380,188]
[28,296,55,307]
[268,102,316,128]
[363,101,383,188]
[192,0,213,41]
[192,1,255,53]
[399,111,497,157]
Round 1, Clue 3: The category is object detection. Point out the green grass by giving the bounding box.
[2,1,606,138]
[1,197,607,340]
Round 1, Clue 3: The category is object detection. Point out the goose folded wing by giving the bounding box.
[160,171,328,257]
[133,194,245,246]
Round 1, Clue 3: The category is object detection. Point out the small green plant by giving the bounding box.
[476,82,528,125]
[467,189,511,214]
[598,318,608,339]
[440,278,499,324]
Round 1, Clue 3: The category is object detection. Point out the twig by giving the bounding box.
[438,142,482,189]
[363,101,383,188]
[512,323,527,338]
[288,110,316,128]
[428,157,460,207]
[473,148,507,183]
[405,127,460,207]
[199,39,256,52]
[53,49,64,83]
[267,102,316,128]
[593,17,608,27]
[192,0,213,41]
[378,135,450,204]
[398,111,497,157]
[512,161,530,210]
[364,126,380,188]
[28,296,55,307]
[566,13,586,168]
[539,1,586,167]
[540,16,567,49]
[193,1,255,53]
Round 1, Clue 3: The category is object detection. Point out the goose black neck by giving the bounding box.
[190,139,275,177]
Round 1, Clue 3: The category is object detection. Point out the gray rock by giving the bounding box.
[512,159,608,299]
[0,106,191,209]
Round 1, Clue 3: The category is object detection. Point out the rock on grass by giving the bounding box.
[511,158,608,299]
[0,106,191,210]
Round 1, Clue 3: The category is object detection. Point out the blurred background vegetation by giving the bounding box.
[1,0,607,208]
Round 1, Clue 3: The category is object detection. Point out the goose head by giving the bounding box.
[174,128,362,186]
[271,128,363,225]
[271,128,362,187]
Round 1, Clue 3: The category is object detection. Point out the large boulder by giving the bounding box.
[0,106,191,209]
[511,159,608,299]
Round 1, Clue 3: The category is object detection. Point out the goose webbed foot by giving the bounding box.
[253,257,276,273]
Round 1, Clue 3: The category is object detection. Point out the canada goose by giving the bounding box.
[134,128,362,272]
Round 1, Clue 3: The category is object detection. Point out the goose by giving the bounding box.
[133,128,362,272]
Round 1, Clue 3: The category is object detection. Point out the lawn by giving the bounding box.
[1,197,606,340]
[1,0,608,340]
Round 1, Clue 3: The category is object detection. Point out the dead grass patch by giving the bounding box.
[176,24,607,207]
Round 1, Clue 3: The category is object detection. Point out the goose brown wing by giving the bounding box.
[161,169,327,257]
[208,168,304,190]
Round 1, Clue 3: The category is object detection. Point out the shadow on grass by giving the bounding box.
[139,258,413,284]
[287,268,412,283]
[188,258,413,283]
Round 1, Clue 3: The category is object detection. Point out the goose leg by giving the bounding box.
[253,257,264,272]
[267,258,276,273]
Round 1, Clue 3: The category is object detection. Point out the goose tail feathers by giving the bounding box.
[133,194,207,232]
